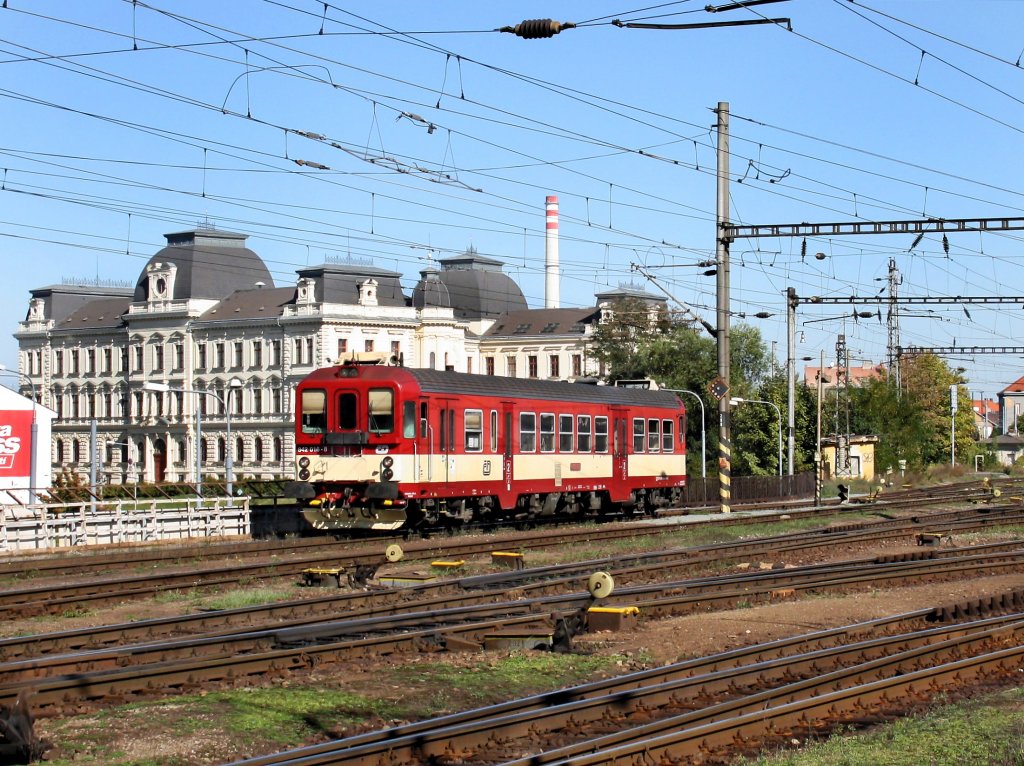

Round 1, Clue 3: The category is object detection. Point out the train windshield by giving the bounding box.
[368,388,395,434]
[300,389,327,434]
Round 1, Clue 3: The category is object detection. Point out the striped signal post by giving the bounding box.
[715,102,732,515]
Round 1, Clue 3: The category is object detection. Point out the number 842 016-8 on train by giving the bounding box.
[286,355,687,532]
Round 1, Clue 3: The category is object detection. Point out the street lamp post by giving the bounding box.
[730,397,782,478]
[0,366,38,505]
[143,379,242,498]
[662,388,705,479]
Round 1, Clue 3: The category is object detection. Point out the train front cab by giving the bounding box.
[293,366,415,532]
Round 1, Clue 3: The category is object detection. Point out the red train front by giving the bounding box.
[288,356,686,532]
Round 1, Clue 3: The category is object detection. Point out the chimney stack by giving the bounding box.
[545,195,560,308]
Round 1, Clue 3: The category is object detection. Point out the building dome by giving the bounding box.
[414,249,527,320]
[411,266,451,309]
[133,229,274,301]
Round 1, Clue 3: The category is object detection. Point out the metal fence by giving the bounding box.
[681,471,816,507]
[0,497,250,552]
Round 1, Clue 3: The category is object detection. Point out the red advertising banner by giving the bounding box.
[0,410,33,478]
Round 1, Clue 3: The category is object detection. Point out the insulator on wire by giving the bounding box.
[942,234,950,255]
[498,19,576,39]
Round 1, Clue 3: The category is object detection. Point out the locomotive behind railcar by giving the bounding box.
[286,356,686,532]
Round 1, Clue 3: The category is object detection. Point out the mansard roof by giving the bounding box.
[28,283,133,326]
[54,296,133,331]
[483,307,599,338]
[198,286,296,322]
[133,229,274,302]
[296,261,407,307]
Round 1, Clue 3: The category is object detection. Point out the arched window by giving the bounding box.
[235,436,244,464]
[254,437,264,463]
[273,437,282,463]
[217,437,226,463]
[55,438,64,463]
[177,439,186,464]
[72,440,81,463]
[201,438,209,463]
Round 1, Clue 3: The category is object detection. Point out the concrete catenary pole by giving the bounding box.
[716,102,732,514]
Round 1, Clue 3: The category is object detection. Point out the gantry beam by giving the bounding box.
[725,216,1024,240]
[796,295,1024,306]
[899,346,1024,357]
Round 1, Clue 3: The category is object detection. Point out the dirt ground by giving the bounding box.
[21,534,1024,764]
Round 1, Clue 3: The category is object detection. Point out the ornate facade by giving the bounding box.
[15,228,664,488]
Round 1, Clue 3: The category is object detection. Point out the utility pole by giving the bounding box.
[886,258,902,390]
[835,333,848,476]
[715,101,732,514]
[815,350,825,506]
[786,287,797,475]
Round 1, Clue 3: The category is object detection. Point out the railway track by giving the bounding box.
[2,475,1012,586]
[4,486,1020,620]
[5,528,1024,711]
[221,600,1024,765]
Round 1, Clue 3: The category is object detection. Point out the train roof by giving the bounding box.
[302,365,684,410]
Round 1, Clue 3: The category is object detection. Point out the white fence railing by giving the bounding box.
[0,497,250,552]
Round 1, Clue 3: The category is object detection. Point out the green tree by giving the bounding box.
[589,303,775,477]
[844,354,977,472]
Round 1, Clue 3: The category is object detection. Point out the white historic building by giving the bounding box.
[14,228,666,489]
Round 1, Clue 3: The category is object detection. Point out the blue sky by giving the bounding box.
[2,1,1023,401]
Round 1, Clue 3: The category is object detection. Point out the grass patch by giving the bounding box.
[382,652,623,717]
[735,688,1024,766]
[197,587,297,611]
[41,687,406,764]
[153,589,196,604]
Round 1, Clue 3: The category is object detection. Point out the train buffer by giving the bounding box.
[483,629,555,651]
[430,559,466,572]
[491,551,525,570]
[378,571,437,587]
[916,533,952,547]
[586,605,640,632]
[300,567,348,588]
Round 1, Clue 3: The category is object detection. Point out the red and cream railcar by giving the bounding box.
[288,359,686,532]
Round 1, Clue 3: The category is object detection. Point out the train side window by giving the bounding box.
[448,409,456,451]
[540,413,555,453]
[577,415,592,453]
[465,409,483,452]
[301,389,327,434]
[558,414,573,452]
[490,410,498,452]
[368,389,394,434]
[439,409,446,451]
[595,416,609,453]
[679,414,687,445]
[420,402,428,438]
[403,401,416,438]
[632,418,645,453]
[662,418,674,452]
[647,418,660,452]
[519,412,536,452]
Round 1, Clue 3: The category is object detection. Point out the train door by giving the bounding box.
[502,401,515,498]
[611,407,628,490]
[411,398,429,482]
[438,399,457,484]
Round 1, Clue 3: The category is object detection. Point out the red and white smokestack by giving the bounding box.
[545,195,560,309]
